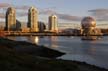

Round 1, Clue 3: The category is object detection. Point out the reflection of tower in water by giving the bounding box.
[34,36,39,44]
[27,36,58,48]
[48,36,58,48]
[28,36,39,44]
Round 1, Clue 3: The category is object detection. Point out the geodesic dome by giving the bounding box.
[81,16,96,29]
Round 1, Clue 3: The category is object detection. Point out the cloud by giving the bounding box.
[0,11,28,18]
[0,13,5,18]
[17,12,28,17]
[2,6,30,11]
[0,3,11,8]
[39,9,81,21]
[88,9,108,21]
[0,7,29,18]
[1,7,82,21]
[0,12,28,18]
[39,9,56,15]
[56,13,81,21]
[0,3,30,10]
[15,6,30,10]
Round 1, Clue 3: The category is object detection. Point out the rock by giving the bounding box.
[0,37,65,58]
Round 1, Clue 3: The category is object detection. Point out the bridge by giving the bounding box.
[2,31,104,36]
[3,31,76,36]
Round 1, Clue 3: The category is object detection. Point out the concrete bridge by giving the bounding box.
[4,31,75,36]
[4,32,104,36]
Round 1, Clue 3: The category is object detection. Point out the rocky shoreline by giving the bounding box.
[0,37,108,71]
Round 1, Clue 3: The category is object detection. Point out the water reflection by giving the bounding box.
[35,36,39,44]
[7,36,28,41]
[27,36,39,44]
[7,36,16,40]
[26,36,58,48]
[47,36,58,48]
[16,37,28,41]
[81,36,99,40]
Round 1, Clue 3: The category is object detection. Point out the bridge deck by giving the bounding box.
[4,31,75,36]
[3,31,103,36]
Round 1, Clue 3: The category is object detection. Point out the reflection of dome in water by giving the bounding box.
[81,16,96,29]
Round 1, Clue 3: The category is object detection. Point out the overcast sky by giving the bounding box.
[0,0,108,24]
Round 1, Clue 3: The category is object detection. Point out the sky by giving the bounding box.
[0,0,108,24]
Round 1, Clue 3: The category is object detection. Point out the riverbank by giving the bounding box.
[0,38,107,71]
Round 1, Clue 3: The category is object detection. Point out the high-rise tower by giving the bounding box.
[48,15,58,32]
[5,7,16,31]
[28,6,39,32]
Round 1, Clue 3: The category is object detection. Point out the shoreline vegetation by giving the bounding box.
[0,37,108,71]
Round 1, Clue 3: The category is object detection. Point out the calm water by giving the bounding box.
[7,36,108,69]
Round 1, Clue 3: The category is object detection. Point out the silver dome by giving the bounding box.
[81,16,96,29]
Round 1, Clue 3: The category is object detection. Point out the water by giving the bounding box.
[7,36,108,69]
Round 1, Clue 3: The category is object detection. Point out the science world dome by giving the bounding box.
[81,16,96,29]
